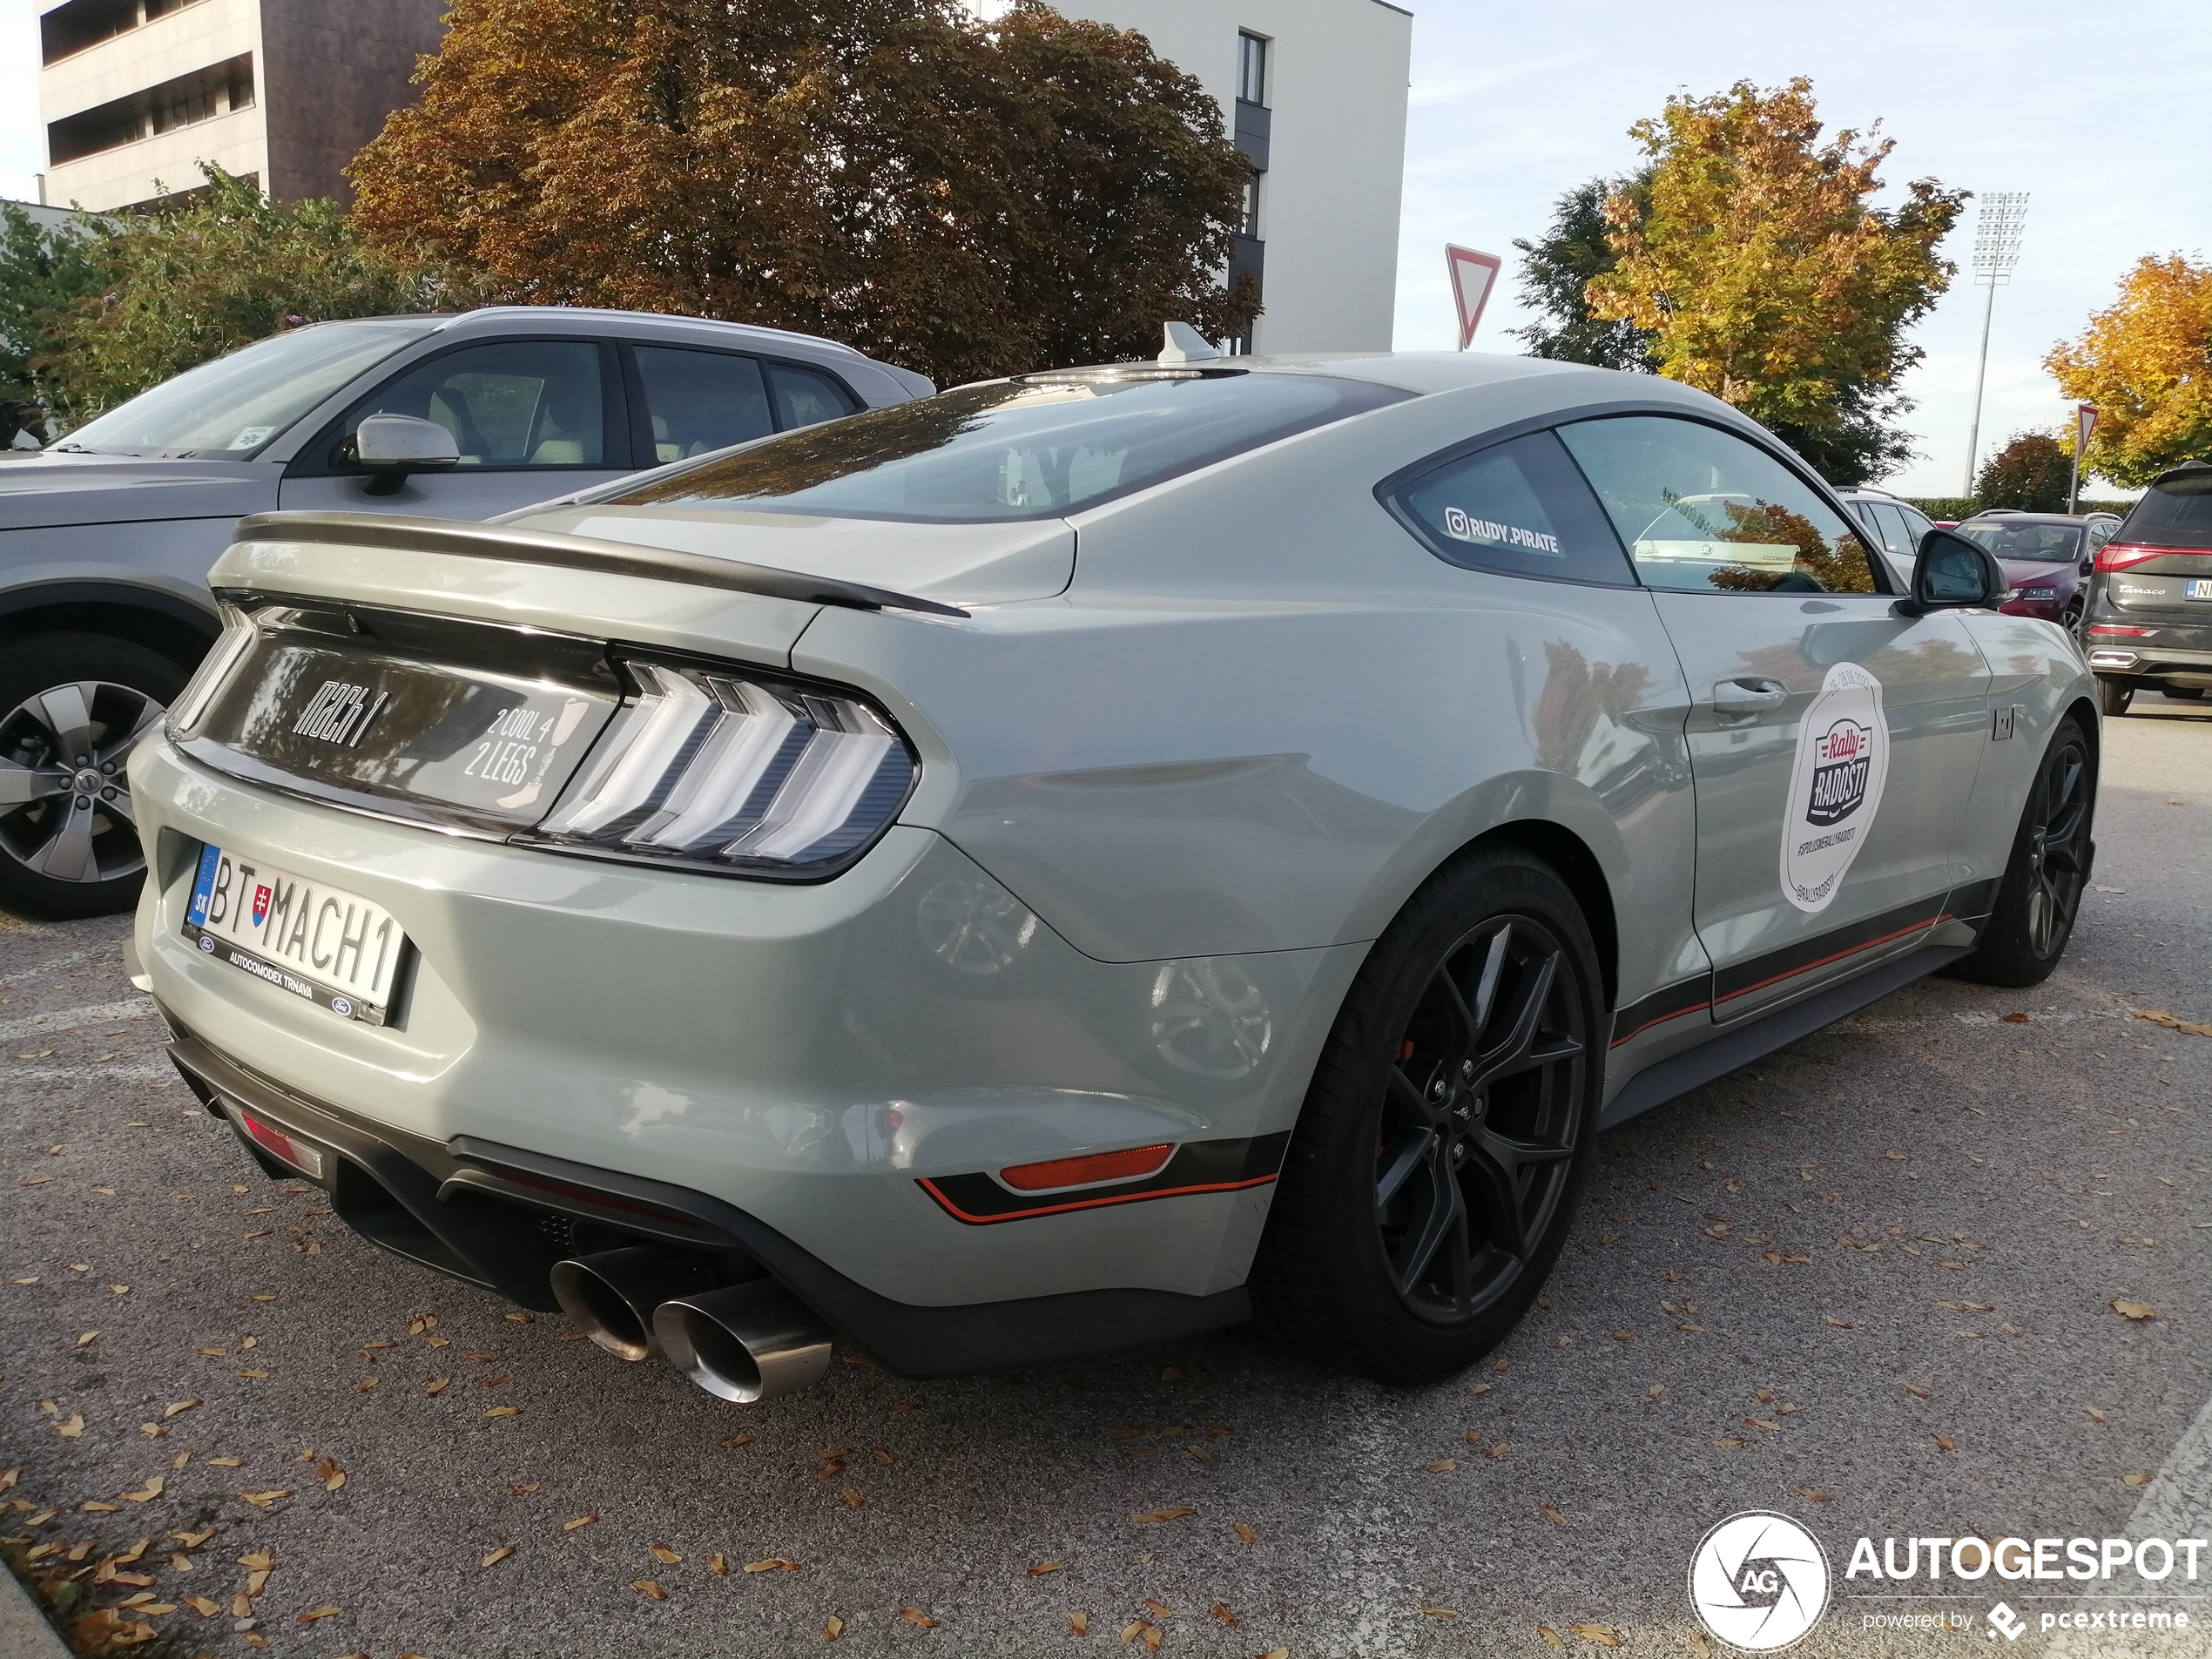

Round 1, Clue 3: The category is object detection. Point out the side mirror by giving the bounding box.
[1898,527,2008,616]
[355,414,459,495]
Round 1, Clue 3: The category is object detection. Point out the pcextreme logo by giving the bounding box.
[1689,1512,1831,1652]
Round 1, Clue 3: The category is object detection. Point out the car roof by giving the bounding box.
[1962,511,2096,525]
[300,306,878,361]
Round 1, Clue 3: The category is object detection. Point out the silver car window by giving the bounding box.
[636,347,773,462]
[56,320,431,456]
[613,370,1410,524]
[339,341,606,469]
[1558,416,1879,595]
[1392,431,1635,586]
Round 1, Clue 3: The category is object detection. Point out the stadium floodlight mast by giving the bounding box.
[1962,192,2029,496]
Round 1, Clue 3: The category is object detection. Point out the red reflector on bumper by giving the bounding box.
[2087,625,2155,637]
[1000,1144,1174,1192]
[239,1111,325,1179]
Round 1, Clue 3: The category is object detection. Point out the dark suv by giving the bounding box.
[2082,462,2212,714]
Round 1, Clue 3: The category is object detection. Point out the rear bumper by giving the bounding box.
[2084,643,2212,685]
[130,732,1357,1311]
[166,1023,1250,1378]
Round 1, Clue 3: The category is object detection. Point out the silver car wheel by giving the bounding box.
[0,679,165,884]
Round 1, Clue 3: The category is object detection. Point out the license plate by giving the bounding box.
[183,845,407,1024]
[2189,579,2212,600]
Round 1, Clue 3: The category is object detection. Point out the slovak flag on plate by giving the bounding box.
[252,884,272,927]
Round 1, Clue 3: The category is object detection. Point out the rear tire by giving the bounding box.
[1946,717,2094,988]
[2095,677,2133,717]
[0,634,183,921]
[2162,686,2205,701]
[1250,846,1602,1384]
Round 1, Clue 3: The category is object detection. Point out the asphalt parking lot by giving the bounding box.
[4,700,2209,1659]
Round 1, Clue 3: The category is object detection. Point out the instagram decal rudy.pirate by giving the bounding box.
[1780,662,1889,914]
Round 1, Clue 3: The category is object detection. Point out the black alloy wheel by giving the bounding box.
[1374,916,1586,1323]
[1252,846,1603,1383]
[1947,717,2094,988]
[0,634,185,921]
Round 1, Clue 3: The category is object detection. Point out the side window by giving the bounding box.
[339,341,605,468]
[1392,430,1635,586]
[766,363,858,431]
[1557,416,1878,595]
[2086,519,2117,550]
[1895,505,1934,549]
[635,347,772,462]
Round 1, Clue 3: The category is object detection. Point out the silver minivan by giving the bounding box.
[0,307,932,918]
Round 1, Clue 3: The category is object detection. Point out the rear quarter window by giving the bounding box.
[2117,471,2212,550]
[1387,431,1636,586]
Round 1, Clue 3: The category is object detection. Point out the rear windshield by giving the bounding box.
[1955,521,2084,562]
[608,370,1411,523]
[2117,470,2212,550]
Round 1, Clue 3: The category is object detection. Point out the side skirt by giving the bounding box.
[1596,941,1973,1131]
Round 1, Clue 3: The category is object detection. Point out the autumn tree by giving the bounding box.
[1584,78,1964,486]
[1973,432,2072,512]
[348,0,1258,387]
[2046,254,2212,488]
[1510,172,1657,372]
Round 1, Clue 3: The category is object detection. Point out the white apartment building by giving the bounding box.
[1052,0,1413,354]
[37,0,444,212]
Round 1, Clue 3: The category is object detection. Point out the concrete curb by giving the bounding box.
[1,1567,74,1659]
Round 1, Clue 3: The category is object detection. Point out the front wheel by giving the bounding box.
[1251,846,1602,1383]
[1946,717,2094,988]
[0,634,183,921]
[2096,677,2133,717]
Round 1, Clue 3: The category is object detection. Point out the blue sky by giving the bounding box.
[6,0,2206,496]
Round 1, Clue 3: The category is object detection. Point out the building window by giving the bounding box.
[1240,173,1261,238]
[42,0,206,66]
[47,52,253,165]
[1238,31,1268,108]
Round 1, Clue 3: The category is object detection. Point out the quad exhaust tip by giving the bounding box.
[550,1247,718,1362]
[653,1280,834,1404]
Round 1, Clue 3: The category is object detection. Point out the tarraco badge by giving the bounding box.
[1781,662,1889,914]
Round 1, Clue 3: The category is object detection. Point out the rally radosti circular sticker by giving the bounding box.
[1779,662,1889,914]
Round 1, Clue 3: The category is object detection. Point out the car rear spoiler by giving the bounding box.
[229,511,971,619]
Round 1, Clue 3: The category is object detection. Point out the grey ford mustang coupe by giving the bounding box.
[129,339,2094,1397]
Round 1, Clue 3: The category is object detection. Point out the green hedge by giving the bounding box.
[1901,496,2134,522]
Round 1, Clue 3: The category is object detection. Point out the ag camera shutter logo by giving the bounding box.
[1689,1512,1831,1651]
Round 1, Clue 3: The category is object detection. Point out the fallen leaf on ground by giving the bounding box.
[1486,1442,1513,1459]
[744,1558,799,1573]
[1793,1486,1831,1502]
[298,1606,341,1623]
[163,1399,201,1418]
[825,1615,844,1640]
[723,1433,755,1447]
[1028,1561,1065,1575]
[1234,1522,1258,1543]
[240,1489,292,1507]
[1934,1435,1956,1453]
[484,1406,519,1419]
[1542,1506,1569,1526]
[1211,1603,1238,1625]
[425,1379,450,1396]
[649,1545,681,1565]
[563,1515,598,1531]
[1069,1612,1089,1635]
[56,1413,84,1437]
[840,1487,864,1507]
[1420,1606,1459,1618]
[75,1331,98,1348]
[1426,1460,1459,1474]
[1131,1508,1194,1523]
[185,1596,221,1616]
[633,1580,666,1600]
[1568,1625,1622,1646]
[898,1608,938,1628]
[2124,1473,2153,1487]
[1647,1384,1666,1399]
[2113,1300,2157,1320]
[481,1546,514,1567]
[122,1477,164,1501]
[1537,1628,1567,1650]
[2086,1407,2108,1423]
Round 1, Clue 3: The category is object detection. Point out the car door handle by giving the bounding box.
[1711,678,1788,714]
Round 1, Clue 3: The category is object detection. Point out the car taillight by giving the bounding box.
[529,657,916,878]
[239,1111,325,1179]
[2087,625,2155,637]
[2096,543,2168,572]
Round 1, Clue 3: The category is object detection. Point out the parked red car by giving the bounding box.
[1952,511,2122,631]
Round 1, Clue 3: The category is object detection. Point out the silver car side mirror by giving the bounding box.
[356,414,459,495]
[1898,527,2008,616]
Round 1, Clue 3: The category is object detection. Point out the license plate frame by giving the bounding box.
[182,845,408,1025]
